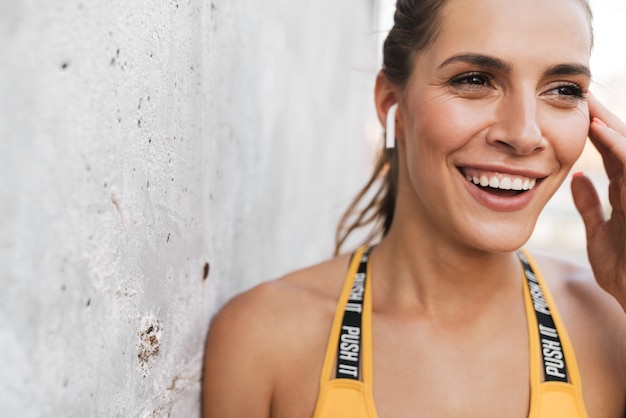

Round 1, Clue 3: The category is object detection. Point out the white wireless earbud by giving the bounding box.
[385,103,398,149]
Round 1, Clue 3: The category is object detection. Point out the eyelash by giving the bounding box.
[546,83,586,99]
[449,72,492,87]
[449,72,587,99]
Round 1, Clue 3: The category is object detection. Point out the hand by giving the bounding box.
[571,94,626,310]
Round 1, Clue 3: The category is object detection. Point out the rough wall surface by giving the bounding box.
[0,1,377,416]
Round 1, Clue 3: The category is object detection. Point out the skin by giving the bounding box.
[203,0,626,416]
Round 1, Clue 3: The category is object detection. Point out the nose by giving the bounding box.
[486,90,545,155]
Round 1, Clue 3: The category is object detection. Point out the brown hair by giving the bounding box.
[334,0,593,256]
[334,0,448,256]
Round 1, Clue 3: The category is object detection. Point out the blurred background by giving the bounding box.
[1,0,624,416]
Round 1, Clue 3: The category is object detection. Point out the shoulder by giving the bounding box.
[208,252,353,342]
[529,250,626,412]
[202,253,353,417]
[529,250,624,325]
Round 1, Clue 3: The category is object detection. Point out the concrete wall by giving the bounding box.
[0,1,378,416]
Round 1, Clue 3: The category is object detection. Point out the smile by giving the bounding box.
[461,168,539,192]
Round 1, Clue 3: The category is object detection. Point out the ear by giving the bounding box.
[374,71,403,141]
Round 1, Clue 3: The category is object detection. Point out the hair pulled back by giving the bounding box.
[334,0,447,255]
[334,0,593,256]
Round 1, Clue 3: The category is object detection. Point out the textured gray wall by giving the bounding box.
[0,1,378,416]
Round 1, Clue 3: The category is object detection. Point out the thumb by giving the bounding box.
[571,172,604,237]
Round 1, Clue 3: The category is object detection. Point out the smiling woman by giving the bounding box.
[379,0,592,254]
[203,0,626,417]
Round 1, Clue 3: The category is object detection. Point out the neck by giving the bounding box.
[371,229,523,320]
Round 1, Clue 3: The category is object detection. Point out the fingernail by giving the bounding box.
[573,171,584,178]
[592,117,608,128]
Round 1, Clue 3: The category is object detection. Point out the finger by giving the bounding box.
[588,93,626,137]
[608,175,625,215]
[588,118,626,180]
[571,172,605,236]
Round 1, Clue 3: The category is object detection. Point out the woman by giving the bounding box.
[203,0,626,416]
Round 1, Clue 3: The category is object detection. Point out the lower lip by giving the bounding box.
[460,173,537,212]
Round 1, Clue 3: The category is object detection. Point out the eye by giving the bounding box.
[542,82,587,107]
[450,72,492,87]
[549,83,585,97]
[447,72,496,98]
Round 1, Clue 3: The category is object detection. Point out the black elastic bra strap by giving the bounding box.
[518,251,570,383]
[335,247,371,381]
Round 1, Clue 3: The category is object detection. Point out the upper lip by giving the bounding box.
[456,164,550,180]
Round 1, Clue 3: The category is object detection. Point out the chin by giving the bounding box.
[460,220,536,254]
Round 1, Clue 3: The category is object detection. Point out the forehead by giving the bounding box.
[424,0,592,69]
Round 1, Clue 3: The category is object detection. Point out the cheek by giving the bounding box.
[544,112,589,166]
[411,99,487,152]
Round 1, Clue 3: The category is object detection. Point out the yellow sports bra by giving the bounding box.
[311,246,589,418]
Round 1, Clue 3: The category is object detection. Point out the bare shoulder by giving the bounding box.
[208,251,353,341]
[530,250,624,324]
[202,253,352,418]
[530,250,626,415]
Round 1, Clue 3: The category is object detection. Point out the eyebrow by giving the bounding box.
[437,54,511,72]
[438,53,591,79]
[544,63,591,79]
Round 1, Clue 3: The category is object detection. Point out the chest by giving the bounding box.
[370,310,531,418]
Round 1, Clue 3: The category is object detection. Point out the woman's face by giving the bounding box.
[394,0,592,252]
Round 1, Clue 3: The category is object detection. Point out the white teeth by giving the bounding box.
[467,172,538,191]
[499,177,512,189]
